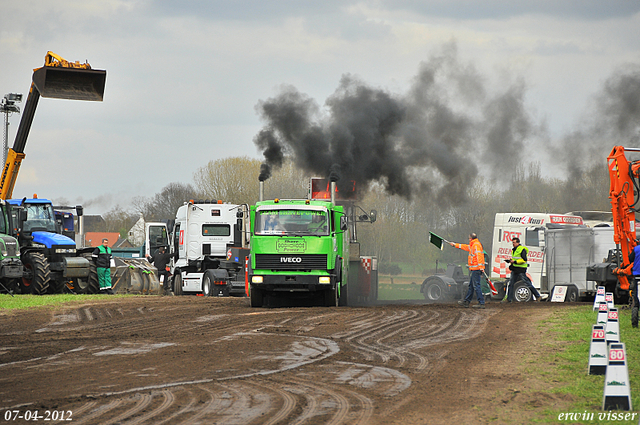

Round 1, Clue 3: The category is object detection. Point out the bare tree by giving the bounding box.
[194,156,261,205]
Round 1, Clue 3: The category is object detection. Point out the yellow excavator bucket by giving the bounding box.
[32,66,106,101]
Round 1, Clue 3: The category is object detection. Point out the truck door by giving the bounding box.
[145,223,169,257]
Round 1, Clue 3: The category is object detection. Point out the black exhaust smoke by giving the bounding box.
[253,43,538,205]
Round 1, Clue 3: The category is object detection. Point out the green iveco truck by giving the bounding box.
[248,178,377,307]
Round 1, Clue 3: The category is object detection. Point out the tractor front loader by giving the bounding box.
[0,52,106,294]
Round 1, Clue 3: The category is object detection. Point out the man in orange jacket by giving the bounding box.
[449,233,486,309]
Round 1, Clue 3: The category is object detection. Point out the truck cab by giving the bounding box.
[249,198,349,307]
[170,201,249,296]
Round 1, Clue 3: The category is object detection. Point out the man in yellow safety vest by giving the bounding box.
[504,237,541,302]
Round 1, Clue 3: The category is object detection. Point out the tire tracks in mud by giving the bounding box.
[331,308,493,373]
[2,300,494,424]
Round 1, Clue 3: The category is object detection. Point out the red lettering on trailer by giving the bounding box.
[502,231,522,242]
[549,215,583,225]
[528,250,544,258]
[179,229,184,245]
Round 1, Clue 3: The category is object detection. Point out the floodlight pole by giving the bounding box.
[1,93,23,166]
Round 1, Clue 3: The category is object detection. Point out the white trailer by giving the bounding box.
[490,213,615,302]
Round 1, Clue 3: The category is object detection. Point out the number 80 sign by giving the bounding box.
[609,348,625,362]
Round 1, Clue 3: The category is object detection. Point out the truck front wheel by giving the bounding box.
[250,287,263,307]
[173,272,183,296]
[324,285,338,307]
[203,271,213,296]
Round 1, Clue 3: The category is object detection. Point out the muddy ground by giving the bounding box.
[0,296,582,424]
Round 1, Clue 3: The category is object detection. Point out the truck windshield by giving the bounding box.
[256,209,329,236]
[24,203,57,232]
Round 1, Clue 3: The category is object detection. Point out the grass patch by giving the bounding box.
[533,305,640,423]
[378,282,423,301]
[0,294,127,311]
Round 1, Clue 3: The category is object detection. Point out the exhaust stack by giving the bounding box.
[259,180,264,202]
[330,181,336,206]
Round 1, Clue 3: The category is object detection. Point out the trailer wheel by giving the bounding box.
[513,281,532,303]
[173,272,183,296]
[250,287,263,307]
[21,252,50,295]
[565,286,578,302]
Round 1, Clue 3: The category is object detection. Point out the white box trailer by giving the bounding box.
[490,213,615,301]
[542,227,615,299]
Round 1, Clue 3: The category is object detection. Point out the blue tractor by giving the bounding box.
[7,197,97,294]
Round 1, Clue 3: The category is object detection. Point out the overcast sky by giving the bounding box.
[1,1,639,214]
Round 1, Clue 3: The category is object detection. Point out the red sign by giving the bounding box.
[599,303,608,311]
[592,329,605,340]
[597,287,606,295]
[549,215,583,225]
[609,348,625,362]
[179,229,184,246]
[608,311,619,320]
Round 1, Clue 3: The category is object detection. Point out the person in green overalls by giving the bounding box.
[92,238,114,294]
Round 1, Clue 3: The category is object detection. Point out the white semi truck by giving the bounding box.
[490,213,615,302]
[169,201,250,296]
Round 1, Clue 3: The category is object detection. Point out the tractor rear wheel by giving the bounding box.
[422,278,448,303]
[21,252,50,295]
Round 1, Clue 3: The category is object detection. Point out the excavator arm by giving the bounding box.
[607,146,640,290]
[0,52,106,200]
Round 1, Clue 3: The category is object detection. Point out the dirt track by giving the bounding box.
[0,297,579,424]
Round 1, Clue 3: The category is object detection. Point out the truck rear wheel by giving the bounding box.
[173,272,183,296]
[250,287,263,307]
[21,252,50,295]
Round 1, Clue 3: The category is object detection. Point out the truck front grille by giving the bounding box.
[254,254,327,271]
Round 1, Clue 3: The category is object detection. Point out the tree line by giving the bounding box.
[89,156,611,276]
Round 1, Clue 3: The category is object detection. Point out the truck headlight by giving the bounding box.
[319,276,331,284]
[251,276,263,283]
